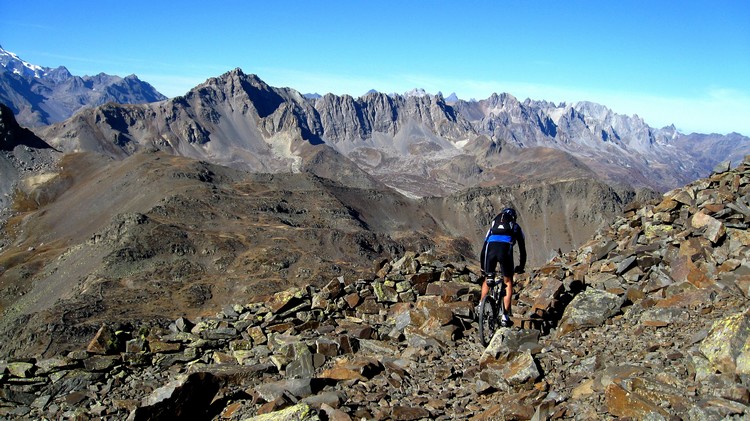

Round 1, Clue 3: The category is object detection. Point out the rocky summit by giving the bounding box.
[2,158,750,419]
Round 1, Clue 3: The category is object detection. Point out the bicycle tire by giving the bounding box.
[478,295,496,347]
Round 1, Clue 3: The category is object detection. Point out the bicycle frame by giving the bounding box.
[489,278,506,310]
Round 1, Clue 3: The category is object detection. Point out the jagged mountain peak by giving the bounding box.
[0,45,48,79]
[44,66,73,83]
[571,100,644,128]
[203,67,264,86]
[0,46,76,84]
[484,92,522,110]
[572,99,611,114]
[196,68,300,102]
[404,88,430,98]
[445,92,459,102]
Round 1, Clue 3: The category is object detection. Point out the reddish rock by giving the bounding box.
[266,287,304,314]
[266,322,296,333]
[605,382,669,418]
[691,211,726,243]
[670,255,714,289]
[320,356,382,382]
[531,278,564,313]
[344,292,360,309]
[322,277,344,299]
[654,288,713,309]
[356,297,384,314]
[391,406,430,420]
[430,281,469,303]
[414,296,454,326]
[86,325,119,355]
[408,272,438,295]
[315,338,339,357]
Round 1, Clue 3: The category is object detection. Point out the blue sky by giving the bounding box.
[1,1,749,135]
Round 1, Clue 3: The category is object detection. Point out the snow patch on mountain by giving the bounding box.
[0,45,46,78]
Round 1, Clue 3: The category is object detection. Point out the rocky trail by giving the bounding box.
[2,158,750,420]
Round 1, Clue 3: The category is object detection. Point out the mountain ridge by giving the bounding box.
[30,68,750,198]
[0,45,167,127]
[2,46,747,197]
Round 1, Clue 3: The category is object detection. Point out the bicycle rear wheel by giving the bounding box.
[478,295,496,347]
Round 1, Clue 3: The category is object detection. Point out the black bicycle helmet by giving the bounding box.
[501,207,517,222]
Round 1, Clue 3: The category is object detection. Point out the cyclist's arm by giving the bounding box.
[516,225,527,271]
[479,240,488,272]
[479,226,492,272]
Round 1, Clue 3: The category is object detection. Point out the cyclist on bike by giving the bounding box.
[479,207,526,327]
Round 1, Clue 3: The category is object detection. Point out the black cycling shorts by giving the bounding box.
[483,242,514,279]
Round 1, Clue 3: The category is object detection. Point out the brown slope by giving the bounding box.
[0,149,460,357]
[0,103,61,236]
[478,143,599,186]
[0,146,639,357]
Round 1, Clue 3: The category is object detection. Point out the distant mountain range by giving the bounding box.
[2,46,750,197]
[0,45,166,127]
[30,68,750,196]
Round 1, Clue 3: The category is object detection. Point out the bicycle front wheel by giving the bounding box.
[478,295,497,347]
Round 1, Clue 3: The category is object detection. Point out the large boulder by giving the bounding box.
[556,288,625,336]
[700,310,750,376]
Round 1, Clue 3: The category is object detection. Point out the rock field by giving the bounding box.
[2,159,750,420]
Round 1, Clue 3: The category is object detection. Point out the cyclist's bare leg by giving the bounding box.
[481,280,489,301]
[503,275,513,314]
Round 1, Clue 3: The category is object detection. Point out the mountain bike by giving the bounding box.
[478,276,508,347]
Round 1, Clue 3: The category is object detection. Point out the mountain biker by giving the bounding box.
[479,207,526,327]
